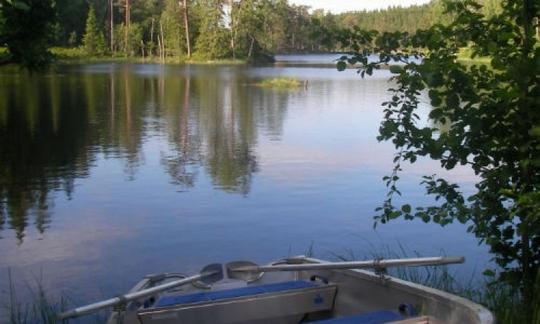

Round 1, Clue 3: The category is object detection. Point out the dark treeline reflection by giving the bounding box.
[0,64,291,242]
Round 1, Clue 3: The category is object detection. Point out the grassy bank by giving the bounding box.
[50,47,247,65]
[456,46,491,64]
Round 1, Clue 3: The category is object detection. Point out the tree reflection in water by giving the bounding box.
[0,64,292,241]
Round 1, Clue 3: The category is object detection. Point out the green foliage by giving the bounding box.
[334,3,438,35]
[128,22,145,56]
[194,0,229,59]
[0,46,8,63]
[0,5,5,35]
[113,23,126,54]
[161,0,186,57]
[82,5,106,56]
[337,0,539,319]
[54,0,86,46]
[0,0,56,69]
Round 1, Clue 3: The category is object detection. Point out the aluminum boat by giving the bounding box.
[95,256,493,324]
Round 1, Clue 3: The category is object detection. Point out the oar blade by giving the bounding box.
[200,263,224,284]
[226,261,263,282]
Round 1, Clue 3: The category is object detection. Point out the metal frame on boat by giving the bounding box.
[59,256,494,324]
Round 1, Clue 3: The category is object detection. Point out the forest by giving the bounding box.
[0,0,502,65]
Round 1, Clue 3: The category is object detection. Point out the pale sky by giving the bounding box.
[289,0,432,13]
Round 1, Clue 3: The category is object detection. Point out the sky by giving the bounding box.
[289,0,432,13]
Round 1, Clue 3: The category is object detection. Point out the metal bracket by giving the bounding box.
[373,259,390,285]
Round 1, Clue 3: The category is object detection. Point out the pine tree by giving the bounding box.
[83,5,107,56]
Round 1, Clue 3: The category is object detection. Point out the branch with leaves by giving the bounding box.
[336,0,539,320]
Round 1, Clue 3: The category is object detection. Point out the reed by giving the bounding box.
[4,269,64,324]
[2,269,109,324]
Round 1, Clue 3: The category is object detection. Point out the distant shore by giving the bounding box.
[0,47,490,68]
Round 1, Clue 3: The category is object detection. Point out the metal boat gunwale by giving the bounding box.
[302,257,494,324]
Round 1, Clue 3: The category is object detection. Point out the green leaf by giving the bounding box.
[389,65,403,74]
[401,204,411,213]
[337,61,347,71]
[528,126,540,137]
[483,269,496,277]
[429,90,442,107]
[9,0,30,10]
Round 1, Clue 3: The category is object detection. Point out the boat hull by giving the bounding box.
[108,257,494,324]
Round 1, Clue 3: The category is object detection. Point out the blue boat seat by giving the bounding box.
[309,310,404,324]
[154,280,317,307]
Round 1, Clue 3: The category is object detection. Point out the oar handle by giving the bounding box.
[236,256,465,272]
[58,274,202,320]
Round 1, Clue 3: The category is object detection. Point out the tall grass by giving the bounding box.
[4,269,65,324]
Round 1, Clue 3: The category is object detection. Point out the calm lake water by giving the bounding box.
[0,55,489,314]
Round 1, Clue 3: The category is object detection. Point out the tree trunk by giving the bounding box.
[229,0,235,59]
[160,21,165,61]
[157,30,162,60]
[182,0,191,58]
[125,0,130,55]
[150,18,155,57]
[110,0,114,53]
[247,36,255,59]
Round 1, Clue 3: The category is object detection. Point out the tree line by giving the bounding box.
[59,0,455,59]
[1,0,502,67]
[56,0,324,61]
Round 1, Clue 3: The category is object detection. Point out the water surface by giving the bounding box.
[0,56,489,314]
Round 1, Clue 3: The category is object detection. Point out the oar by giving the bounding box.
[227,256,464,281]
[58,263,223,320]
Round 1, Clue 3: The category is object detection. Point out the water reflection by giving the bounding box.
[0,68,93,242]
[0,64,294,241]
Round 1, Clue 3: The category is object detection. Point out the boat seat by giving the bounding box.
[309,310,404,324]
[138,280,337,324]
[154,280,317,307]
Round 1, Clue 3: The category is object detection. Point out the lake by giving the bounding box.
[0,55,489,316]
